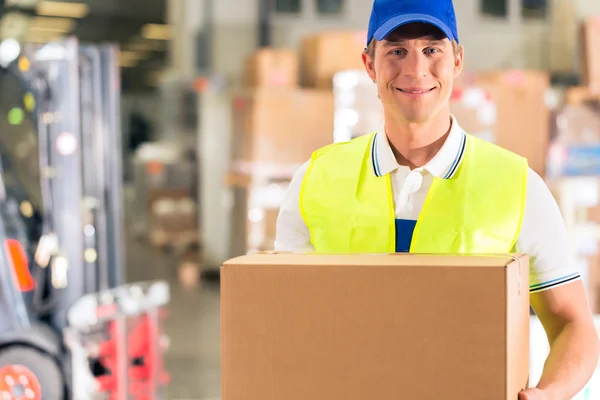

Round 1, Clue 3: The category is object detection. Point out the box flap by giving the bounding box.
[223,252,527,268]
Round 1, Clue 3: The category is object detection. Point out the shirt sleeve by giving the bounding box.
[274,161,315,252]
[515,168,581,293]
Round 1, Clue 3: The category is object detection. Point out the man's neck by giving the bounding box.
[384,111,452,170]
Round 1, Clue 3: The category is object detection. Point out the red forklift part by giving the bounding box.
[4,238,36,292]
[0,364,41,400]
[94,311,170,397]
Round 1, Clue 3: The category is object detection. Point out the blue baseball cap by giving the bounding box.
[366,0,459,47]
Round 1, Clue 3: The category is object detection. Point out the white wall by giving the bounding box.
[198,0,600,83]
[578,0,600,18]
[269,0,548,71]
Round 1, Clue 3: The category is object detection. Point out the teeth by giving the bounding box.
[401,89,431,93]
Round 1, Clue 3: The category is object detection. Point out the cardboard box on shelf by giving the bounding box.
[546,104,600,177]
[546,177,600,312]
[581,16,600,91]
[243,48,299,89]
[226,170,291,256]
[450,86,497,143]
[231,88,334,164]
[333,69,383,142]
[474,70,550,176]
[147,189,198,248]
[221,253,530,400]
[564,86,600,105]
[453,65,476,89]
[301,31,367,89]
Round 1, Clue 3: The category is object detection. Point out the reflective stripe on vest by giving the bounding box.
[299,133,528,254]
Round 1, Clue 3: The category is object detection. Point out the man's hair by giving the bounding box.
[365,38,462,58]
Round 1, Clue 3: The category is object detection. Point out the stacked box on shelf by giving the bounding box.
[132,142,198,249]
[581,16,600,91]
[231,48,335,255]
[231,89,334,164]
[300,31,367,89]
[243,48,299,89]
[546,98,600,312]
[474,70,551,177]
[227,170,292,255]
[449,86,497,143]
[332,69,383,142]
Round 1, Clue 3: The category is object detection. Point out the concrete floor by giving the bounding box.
[125,235,221,400]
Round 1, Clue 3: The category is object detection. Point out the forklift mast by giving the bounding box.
[0,37,170,400]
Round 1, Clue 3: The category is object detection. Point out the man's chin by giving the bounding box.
[399,112,432,125]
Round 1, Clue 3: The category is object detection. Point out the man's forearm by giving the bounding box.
[536,321,599,398]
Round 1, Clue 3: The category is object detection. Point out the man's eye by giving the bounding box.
[425,48,439,54]
[390,49,405,55]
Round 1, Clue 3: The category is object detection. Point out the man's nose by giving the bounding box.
[404,52,428,79]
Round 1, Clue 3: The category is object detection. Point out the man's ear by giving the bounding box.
[362,50,376,82]
[453,45,464,78]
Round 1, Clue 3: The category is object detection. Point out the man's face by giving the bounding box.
[362,23,463,124]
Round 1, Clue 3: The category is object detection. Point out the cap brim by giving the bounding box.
[373,13,456,43]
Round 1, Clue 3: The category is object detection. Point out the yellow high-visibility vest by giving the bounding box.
[299,133,528,253]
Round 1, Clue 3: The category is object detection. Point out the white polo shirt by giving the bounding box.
[274,115,581,293]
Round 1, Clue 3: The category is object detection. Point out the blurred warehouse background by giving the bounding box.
[0,0,599,399]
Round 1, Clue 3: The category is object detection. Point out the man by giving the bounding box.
[275,0,600,398]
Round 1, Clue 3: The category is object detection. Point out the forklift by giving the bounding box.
[0,37,170,399]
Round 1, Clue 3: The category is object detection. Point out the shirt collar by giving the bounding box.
[371,115,467,179]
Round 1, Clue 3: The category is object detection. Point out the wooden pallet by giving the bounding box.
[148,230,201,253]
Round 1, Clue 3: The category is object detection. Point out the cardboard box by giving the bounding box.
[244,48,299,89]
[231,89,334,164]
[226,171,291,256]
[333,69,383,142]
[221,253,530,400]
[581,17,600,91]
[475,70,550,176]
[301,31,367,89]
[450,86,497,143]
[546,105,600,177]
[546,177,600,312]
[564,86,600,105]
[147,190,198,247]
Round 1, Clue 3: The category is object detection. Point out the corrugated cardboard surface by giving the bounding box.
[244,49,299,89]
[231,89,334,163]
[221,253,530,400]
[582,17,600,90]
[475,70,550,176]
[301,31,367,89]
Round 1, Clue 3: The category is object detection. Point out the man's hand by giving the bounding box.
[519,388,546,400]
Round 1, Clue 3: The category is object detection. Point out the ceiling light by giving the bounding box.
[28,16,74,32]
[140,24,172,40]
[37,1,89,18]
[6,0,39,8]
[0,38,21,67]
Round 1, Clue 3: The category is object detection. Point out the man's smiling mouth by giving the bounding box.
[397,87,436,94]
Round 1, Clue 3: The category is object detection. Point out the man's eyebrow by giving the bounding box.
[426,39,446,46]
[382,40,406,47]
[382,39,446,47]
